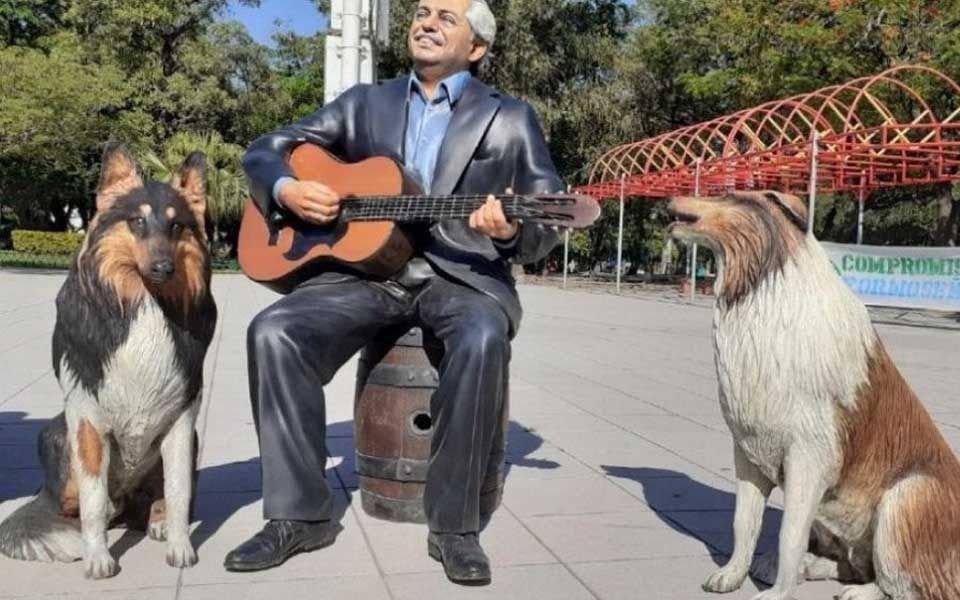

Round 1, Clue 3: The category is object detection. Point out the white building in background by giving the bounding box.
[324,0,390,104]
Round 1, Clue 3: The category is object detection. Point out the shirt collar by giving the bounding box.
[408,70,472,106]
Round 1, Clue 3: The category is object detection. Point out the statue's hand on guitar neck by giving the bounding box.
[469,188,519,241]
[277,179,342,225]
[278,176,519,241]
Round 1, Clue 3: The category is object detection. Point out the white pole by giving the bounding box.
[690,159,702,300]
[807,131,819,235]
[857,171,866,245]
[616,175,625,293]
[341,0,362,91]
[562,184,571,289]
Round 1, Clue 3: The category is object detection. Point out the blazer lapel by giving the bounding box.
[371,77,410,161]
[430,79,501,195]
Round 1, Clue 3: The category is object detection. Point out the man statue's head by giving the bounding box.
[408,0,496,79]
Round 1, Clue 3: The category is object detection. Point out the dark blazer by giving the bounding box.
[242,76,564,330]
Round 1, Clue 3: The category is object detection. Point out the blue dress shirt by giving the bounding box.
[403,70,471,194]
[272,70,472,202]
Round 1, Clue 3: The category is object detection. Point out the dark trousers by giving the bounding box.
[247,276,510,533]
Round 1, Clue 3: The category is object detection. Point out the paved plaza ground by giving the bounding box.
[0,270,958,599]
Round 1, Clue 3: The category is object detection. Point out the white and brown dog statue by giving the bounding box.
[667,191,960,600]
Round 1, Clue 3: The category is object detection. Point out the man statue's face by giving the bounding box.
[408,0,487,75]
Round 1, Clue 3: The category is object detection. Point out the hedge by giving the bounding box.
[0,250,72,270]
[11,230,84,255]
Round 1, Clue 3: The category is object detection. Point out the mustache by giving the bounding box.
[414,31,444,45]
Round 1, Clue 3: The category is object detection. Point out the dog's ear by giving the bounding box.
[730,191,808,232]
[762,191,808,232]
[96,143,143,213]
[171,152,208,237]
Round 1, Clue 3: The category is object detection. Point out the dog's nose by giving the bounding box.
[151,259,175,278]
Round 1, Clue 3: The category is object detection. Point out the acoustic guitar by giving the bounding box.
[238,144,600,293]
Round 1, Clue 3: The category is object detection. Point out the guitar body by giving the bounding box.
[239,143,601,294]
[238,145,417,294]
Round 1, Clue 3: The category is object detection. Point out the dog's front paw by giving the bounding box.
[801,553,838,581]
[166,539,197,568]
[84,548,118,579]
[148,519,167,542]
[703,565,748,593]
[837,583,886,600]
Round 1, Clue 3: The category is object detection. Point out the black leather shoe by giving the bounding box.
[427,531,491,585]
[223,519,339,572]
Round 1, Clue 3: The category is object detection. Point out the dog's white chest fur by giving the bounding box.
[61,299,190,471]
[712,242,875,485]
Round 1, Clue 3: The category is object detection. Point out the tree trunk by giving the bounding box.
[933,184,959,246]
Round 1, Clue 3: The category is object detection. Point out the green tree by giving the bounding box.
[232,28,327,142]
[0,0,64,46]
[140,130,248,253]
[0,33,149,229]
[63,0,263,141]
[622,0,960,245]
[0,0,316,237]
[272,29,326,117]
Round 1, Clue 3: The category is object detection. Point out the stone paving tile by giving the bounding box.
[181,493,378,586]
[385,563,597,600]
[545,429,726,484]
[178,577,391,600]
[358,502,555,575]
[502,475,647,518]
[605,468,737,513]
[1,272,958,599]
[569,555,841,600]
[3,587,177,600]
[522,510,719,563]
[505,441,601,481]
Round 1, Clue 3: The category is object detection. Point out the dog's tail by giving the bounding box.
[0,491,82,562]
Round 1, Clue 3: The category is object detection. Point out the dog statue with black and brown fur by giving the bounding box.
[667,191,960,600]
[0,144,217,579]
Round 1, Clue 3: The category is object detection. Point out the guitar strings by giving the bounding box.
[343,195,526,221]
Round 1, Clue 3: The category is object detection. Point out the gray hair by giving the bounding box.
[465,0,496,47]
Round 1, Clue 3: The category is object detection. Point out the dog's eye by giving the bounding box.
[129,217,146,229]
[171,223,183,236]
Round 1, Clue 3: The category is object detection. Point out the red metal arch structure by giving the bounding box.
[577,65,960,200]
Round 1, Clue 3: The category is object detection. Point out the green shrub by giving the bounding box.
[11,230,84,255]
[0,250,72,270]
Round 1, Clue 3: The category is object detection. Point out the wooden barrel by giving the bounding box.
[354,326,506,523]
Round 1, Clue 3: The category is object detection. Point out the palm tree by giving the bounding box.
[141,131,248,254]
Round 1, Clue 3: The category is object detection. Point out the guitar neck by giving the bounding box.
[340,195,527,223]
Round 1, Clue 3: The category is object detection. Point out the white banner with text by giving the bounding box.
[821,242,960,312]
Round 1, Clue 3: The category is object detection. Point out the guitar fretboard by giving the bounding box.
[340,195,527,222]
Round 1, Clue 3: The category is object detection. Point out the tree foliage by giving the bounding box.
[0,0,325,244]
[2,0,959,260]
[0,0,64,46]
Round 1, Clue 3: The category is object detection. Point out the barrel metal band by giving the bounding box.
[356,451,429,481]
[364,364,439,388]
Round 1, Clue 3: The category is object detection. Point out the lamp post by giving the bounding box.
[615,175,625,293]
[690,159,702,300]
[807,131,819,235]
